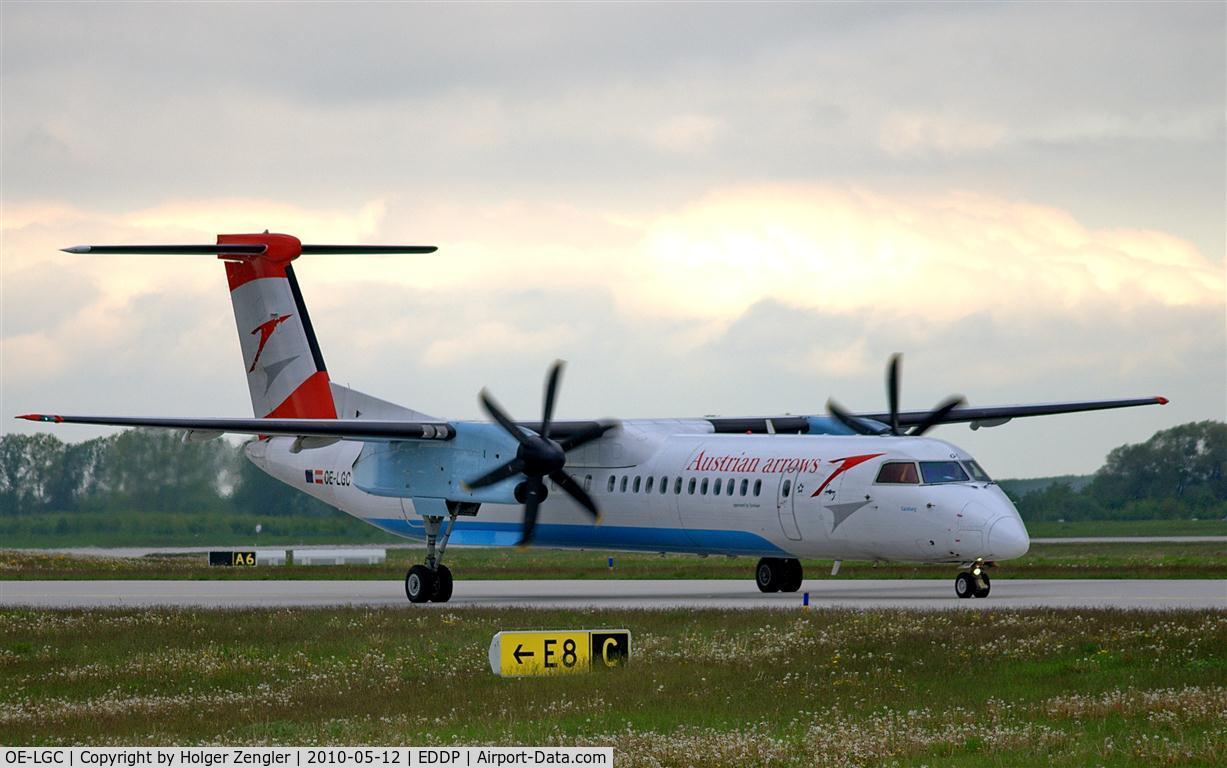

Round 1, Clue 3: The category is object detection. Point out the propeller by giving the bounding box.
[464,361,612,545]
[827,353,965,437]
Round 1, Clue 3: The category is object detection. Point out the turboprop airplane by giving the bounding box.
[18,233,1168,603]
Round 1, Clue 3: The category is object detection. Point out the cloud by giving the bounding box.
[878,113,1007,155]
[3,184,1221,479]
[651,115,722,154]
[623,184,1223,323]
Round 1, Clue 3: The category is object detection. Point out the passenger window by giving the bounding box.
[713,478,722,495]
[876,462,920,484]
[620,476,628,493]
[782,480,791,498]
[700,478,709,495]
[740,479,749,496]
[633,476,641,493]
[687,478,696,495]
[584,474,592,491]
[607,475,616,493]
[727,478,735,496]
[661,476,668,494]
[753,479,762,497]
[675,477,683,494]
[645,476,654,493]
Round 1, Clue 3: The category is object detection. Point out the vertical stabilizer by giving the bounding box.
[220,233,338,419]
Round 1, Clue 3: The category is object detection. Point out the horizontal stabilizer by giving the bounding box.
[61,244,437,255]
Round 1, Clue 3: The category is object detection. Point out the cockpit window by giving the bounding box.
[875,462,920,484]
[920,461,970,484]
[962,460,991,482]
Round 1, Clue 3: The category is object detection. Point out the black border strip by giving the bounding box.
[284,263,328,373]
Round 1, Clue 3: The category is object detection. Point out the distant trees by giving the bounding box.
[0,430,333,517]
[1009,421,1227,522]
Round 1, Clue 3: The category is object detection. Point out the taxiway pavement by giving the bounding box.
[2,579,1223,610]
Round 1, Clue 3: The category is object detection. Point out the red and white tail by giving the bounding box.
[61,234,437,420]
[221,233,336,419]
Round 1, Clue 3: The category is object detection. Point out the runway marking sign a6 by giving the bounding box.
[489,630,630,677]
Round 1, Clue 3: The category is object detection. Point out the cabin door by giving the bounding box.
[775,472,803,540]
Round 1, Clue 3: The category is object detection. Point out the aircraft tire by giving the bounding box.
[756,558,782,593]
[954,572,976,599]
[972,572,991,598]
[779,559,803,592]
[432,564,454,603]
[406,564,435,604]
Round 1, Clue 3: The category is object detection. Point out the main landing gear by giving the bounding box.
[954,560,991,599]
[405,512,458,604]
[755,557,803,593]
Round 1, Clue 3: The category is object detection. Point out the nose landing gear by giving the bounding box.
[955,560,991,599]
[405,512,458,604]
[755,557,804,593]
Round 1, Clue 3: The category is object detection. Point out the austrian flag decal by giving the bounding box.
[304,468,351,487]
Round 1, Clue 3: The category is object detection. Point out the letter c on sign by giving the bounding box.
[602,637,619,667]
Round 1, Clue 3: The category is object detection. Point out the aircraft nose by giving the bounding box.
[987,516,1030,560]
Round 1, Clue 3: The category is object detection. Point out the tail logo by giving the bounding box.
[248,314,293,372]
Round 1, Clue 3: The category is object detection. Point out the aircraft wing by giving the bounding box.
[857,396,1168,429]
[17,413,456,441]
[15,413,614,443]
[704,395,1168,434]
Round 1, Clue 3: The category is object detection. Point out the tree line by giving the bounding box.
[0,430,332,517]
[1001,420,1226,522]
[1,420,1223,523]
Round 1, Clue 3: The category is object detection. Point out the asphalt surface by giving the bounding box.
[2,579,1223,610]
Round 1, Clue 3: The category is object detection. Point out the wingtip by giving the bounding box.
[16,413,61,423]
[61,245,91,254]
[1156,396,1169,405]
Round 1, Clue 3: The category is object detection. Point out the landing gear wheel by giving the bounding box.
[405,564,435,604]
[756,558,783,593]
[779,559,804,593]
[972,572,991,599]
[431,564,454,603]
[954,571,975,599]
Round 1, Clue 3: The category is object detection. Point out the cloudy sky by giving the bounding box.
[2,2,1223,477]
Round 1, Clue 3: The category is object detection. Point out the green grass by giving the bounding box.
[4,512,1224,549]
[4,540,1227,581]
[1026,518,1227,538]
[0,510,401,548]
[1,607,1223,766]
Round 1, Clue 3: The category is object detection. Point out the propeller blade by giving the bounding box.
[827,399,882,436]
[540,360,563,441]
[479,389,534,449]
[464,458,525,490]
[909,396,967,437]
[550,470,600,520]
[887,353,901,436]
[556,422,616,451]
[518,477,546,546]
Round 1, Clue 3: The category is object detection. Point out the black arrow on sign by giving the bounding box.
[513,644,534,664]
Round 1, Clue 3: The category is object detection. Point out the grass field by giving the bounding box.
[4,539,1226,581]
[1,607,1223,766]
[1025,519,1227,538]
[3,514,1224,549]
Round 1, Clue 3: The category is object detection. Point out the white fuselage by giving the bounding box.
[246,419,1031,564]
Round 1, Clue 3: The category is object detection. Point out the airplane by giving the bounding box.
[18,232,1168,603]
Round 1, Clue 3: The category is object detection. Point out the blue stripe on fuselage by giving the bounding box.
[365,517,788,556]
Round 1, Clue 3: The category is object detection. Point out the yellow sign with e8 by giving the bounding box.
[489,630,630,677]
